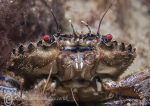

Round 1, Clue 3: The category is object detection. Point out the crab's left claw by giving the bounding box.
[103,69,150,98]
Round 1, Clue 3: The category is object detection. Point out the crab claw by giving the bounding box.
[103,69,150,98]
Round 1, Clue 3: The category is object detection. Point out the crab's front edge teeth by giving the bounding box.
[119,42,125,51]
[127,44,132,52]
[18,45,25,54]
[28,43,35,53]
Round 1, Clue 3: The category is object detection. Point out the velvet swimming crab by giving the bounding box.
[1,4,150,106]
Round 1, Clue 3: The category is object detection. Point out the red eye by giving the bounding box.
[106,34,112,41]
[43,35,50,42]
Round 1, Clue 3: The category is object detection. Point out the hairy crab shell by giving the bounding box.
[2,32,141,103]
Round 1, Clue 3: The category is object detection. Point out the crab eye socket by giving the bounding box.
[43,35,50,42]
[43,35,54,43]
[101,34,113,44]
[105,34,112,41]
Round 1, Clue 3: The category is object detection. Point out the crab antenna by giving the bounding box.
[50,9,60,33]
[69,20,76,35]
[81,21,91,34]
[97,3,112,35]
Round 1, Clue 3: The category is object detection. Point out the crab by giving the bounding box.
[0,5,150,106]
